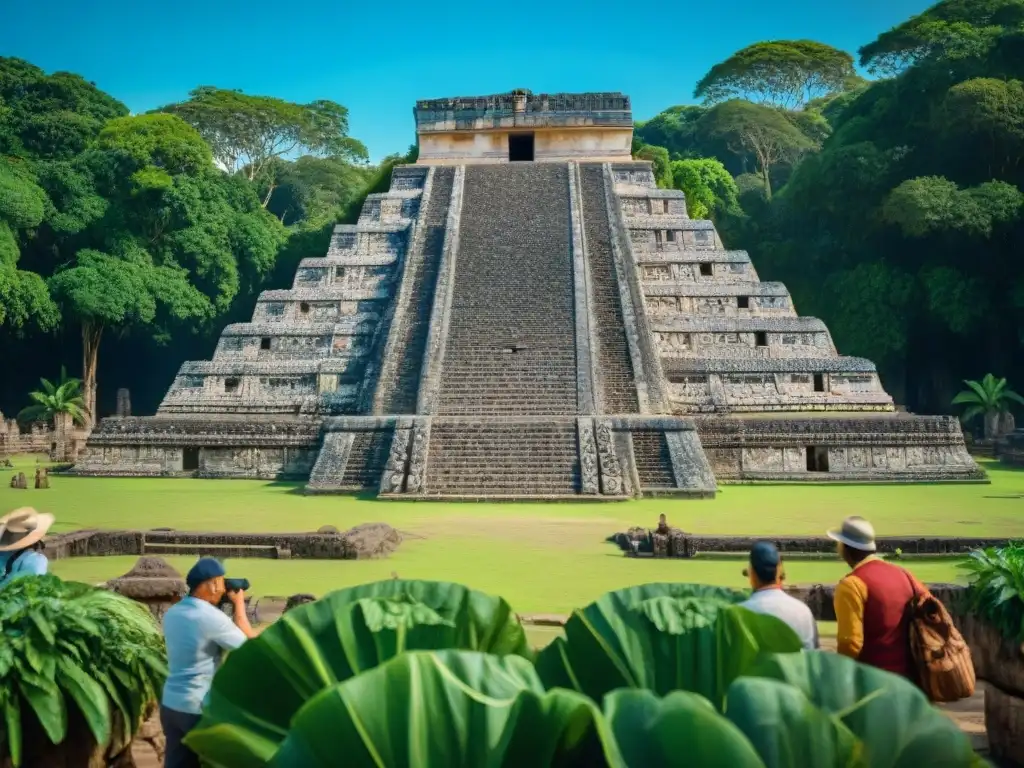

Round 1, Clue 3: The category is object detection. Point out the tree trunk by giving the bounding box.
[760,164,772,200]
[81,323,103,430]
[984,410,1000,440]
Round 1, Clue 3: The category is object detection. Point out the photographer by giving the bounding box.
[161,558,256,768]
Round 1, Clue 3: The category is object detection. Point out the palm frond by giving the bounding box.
[39,378,57,398]
[964,379,994,406]
[64,403,87,425]
[959,404,986,424]
[951,391,983,406]
[28,391,53,408]
[1004,389,1024,407]
[16,405,48,423]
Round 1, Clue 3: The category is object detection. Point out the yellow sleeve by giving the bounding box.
[834,575,867,659]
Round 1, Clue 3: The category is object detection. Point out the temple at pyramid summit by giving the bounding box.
[73,90,985,496]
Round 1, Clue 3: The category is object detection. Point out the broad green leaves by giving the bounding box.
[186,580,531,766]
[184,580,978,767]
[0,575,166,767]
[744,651,983,767]
[536,583,803,708]
[268,651,614,768]
[960,542,1024,643]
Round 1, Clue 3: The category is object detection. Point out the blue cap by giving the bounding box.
[749,541,781,582]
[186,557,226,591]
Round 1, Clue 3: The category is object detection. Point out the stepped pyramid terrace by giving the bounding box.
[73,90,985,497]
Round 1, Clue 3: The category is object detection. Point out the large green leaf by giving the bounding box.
[536,583,802,708]
[256,651,616,768]
[604,688,766,767]
[724,677,861,767]
[55,656,110,747]
[744,652,981,767]
[187,580,531,767]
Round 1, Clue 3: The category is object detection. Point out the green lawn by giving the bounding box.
[3,455,1018,614]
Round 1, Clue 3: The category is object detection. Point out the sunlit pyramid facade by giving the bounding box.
[75,90,984,495]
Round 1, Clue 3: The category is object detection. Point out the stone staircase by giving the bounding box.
[579,163,640,414]
[341,430,393,487]
[307,432,353,491]
[631,429,676,488]
[435,164,578,416]
[373,167,456,413]
[423,419,581,497]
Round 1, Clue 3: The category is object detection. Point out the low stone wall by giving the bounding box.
[611,529,1011,557]
[43,523,402,561]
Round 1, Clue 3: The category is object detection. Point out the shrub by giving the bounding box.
[0,575,167,766]
[960,542,1024,642]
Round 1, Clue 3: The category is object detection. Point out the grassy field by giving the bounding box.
[3,455,1018,613]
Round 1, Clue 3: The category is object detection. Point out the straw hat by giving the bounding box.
[826,516,876,552]
[0,508,55,552]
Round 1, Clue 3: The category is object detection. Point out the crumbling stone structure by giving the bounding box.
[0,411,87,462]
[105,556,186,621]
[73,90,982,495]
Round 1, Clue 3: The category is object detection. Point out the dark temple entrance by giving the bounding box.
[508,133,535,162]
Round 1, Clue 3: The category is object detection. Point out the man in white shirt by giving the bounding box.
[161,558,257,768]
[740,541,819,650]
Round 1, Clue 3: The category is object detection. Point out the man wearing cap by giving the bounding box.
[740,541,818,649]
[161,557,257,768]
[0,508,53,587]
[829,516,927,680]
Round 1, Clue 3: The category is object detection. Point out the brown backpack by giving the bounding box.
[905,576,976,702]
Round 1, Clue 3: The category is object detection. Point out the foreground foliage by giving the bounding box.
[0,575,167,766]
[186,580,979,767]
[961,542,1024,642]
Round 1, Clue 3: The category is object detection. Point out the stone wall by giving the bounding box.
[43,524,402,561]
[0,413,89,461]
[696,414,985,481]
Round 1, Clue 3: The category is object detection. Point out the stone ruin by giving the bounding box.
[72,90,983,497]
[0,410,88,463]
[105,556,186,621]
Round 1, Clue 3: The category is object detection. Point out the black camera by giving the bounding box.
[218,577,250,614]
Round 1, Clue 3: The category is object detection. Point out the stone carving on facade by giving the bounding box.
[595,421,623,495]
[578,419,599,494]
[405,420,431,493]
[380,427,412,494]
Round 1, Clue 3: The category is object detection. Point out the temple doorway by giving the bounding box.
[508,133,535,161]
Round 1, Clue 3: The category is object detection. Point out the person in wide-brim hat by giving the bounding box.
[0,507,53,587]
[828,514,928,682]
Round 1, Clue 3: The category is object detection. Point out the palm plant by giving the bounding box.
[16,367,86,427]
[960,543,1024,644]
[952,373,1024,438]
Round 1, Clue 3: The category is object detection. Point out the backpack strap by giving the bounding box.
[3,549,26,580]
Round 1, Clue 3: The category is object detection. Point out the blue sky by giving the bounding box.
[2,0,932,162]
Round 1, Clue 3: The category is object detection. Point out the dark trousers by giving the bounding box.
[160,705,202,768]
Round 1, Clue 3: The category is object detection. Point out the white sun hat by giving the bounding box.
[826,516,877,552]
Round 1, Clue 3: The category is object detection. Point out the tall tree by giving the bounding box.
[859,0,1024,76]
[634,144,672,187]
[0,57,128,159]
[158,88,369,206]
[0,160,59,332]
[695,100,815,198]
[258,155,374,226]
[36,113,286,425]
[694,40,857,109]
